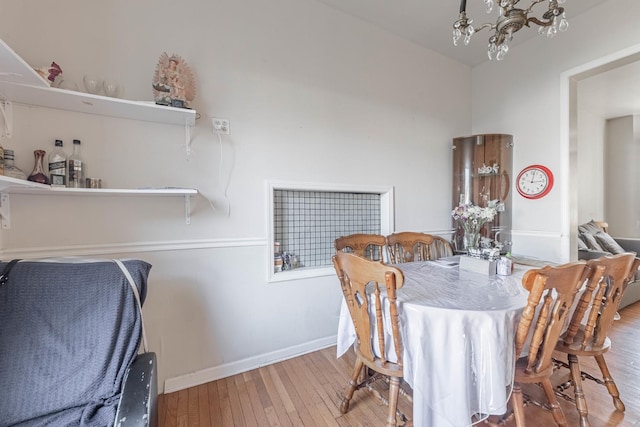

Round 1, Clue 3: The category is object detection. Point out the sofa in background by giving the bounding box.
[578,220,640,309]
[0,258,157,427]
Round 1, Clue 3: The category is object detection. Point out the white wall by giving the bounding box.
[0,0,471,391]
[472,0,640,261]
[605,115,640,238]
[577,106,605,223]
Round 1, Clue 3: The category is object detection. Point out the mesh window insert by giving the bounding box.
[273,190,381,269]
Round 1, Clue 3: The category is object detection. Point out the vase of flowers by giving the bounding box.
[451,204,497,250]
[462,230,480,250]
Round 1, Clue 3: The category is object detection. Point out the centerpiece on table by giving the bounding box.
[451,203,497,250]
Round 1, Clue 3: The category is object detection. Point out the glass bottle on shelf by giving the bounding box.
[27,150,49,184]
[3,150,27,180]
[48,139,67,187]
[68,139,84,188]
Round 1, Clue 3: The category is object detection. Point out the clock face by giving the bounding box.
[516,165,554,199]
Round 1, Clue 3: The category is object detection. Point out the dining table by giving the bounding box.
[336,257,532,427]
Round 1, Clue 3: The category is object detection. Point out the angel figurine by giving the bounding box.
[152,53,196,108]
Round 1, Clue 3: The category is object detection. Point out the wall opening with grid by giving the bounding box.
[267,181,393,282]
[273,189,382,272]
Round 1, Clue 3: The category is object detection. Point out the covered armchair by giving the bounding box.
[0,258,157,427]
[577,220,640,308]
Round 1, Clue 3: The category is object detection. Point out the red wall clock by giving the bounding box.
[516,164,554,199]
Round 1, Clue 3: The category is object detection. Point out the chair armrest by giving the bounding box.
[613,237,640,255]
[114,352,158,427]
[578,249,610,260]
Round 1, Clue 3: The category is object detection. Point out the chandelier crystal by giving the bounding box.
[453,0,569,61]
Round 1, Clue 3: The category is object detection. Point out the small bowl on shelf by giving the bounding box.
[103,80,121,98]
[83,75,102,94]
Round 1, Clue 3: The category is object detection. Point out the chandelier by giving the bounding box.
[453,0,569,61]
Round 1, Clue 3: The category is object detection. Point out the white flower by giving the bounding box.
[451,204,497,234]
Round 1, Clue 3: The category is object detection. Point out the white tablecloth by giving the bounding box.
[336,260,530,427]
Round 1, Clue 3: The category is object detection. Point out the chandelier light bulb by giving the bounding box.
[547,24,557,38]
[465,25,475,45]
[559,14,569,32]
[488,42,497,60]
[485,0,494,14]
[453,28,462,45]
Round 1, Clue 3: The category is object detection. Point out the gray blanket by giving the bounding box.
[0,259,151,427]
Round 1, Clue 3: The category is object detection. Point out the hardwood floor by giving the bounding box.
[158,301,640,427]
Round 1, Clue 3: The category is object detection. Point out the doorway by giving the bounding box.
[562,44,640,261]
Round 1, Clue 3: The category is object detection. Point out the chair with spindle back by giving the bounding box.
[334,233,386,261]
[554,252,640,427]
[332,252,409,427]
[507,261,594,427]
[386,231,453,264]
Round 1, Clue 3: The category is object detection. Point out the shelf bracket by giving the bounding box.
[185,122,192,156]
[0,193,10,229]
[184,194,191,225]
[0,100,13,138]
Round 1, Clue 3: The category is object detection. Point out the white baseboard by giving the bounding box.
[162,335,337,394]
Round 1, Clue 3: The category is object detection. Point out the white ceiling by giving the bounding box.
[315,0,607,67]
[316,0,640,119]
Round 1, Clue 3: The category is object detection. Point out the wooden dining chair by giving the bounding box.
[386,231,453,264]
[554,252,640,427]
[507,261,594,427]
[332,252,409,427]
[334,233,386,261]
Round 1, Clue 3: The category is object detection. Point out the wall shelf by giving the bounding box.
[0,38,196,126]
[0,176,198,228]
[0,39,201,229]
[0,175,197,196]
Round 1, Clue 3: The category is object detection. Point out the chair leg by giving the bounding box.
[568,354,590,427]
[386,376,400,427]
[511,384,526,427]
[541,378,567,427]
[340,359,364,414]
[595,354,625,412]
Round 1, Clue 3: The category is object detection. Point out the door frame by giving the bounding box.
[560,43,640,261]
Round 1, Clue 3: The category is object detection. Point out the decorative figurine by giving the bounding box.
[34,61,63,87]
[478,163,500,175]
[152,53,196,109]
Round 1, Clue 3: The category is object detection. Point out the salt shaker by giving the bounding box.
[274,255,283,272]
[497,256,513,276]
